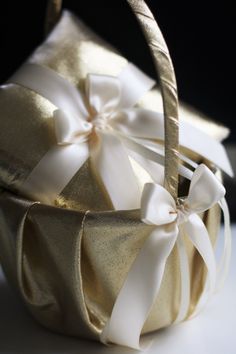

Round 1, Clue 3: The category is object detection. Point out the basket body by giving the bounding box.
[0,189,220,339]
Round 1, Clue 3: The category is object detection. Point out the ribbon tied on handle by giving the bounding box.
[101,164,226,349]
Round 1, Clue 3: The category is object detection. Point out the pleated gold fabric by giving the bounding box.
[0,189,220,338]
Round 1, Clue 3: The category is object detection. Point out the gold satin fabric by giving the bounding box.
[0,189,220,338]
[127,0,180,199]
[0,10,224,340]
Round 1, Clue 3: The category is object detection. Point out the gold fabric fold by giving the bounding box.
[0,191,98,340]
[0,189,220,338]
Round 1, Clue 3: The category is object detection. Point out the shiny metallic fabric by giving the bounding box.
[0,7,225,341]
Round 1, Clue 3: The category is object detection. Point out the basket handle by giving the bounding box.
[45,0,179,200]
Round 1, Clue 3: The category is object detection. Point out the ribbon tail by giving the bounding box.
[124,139,164,185]
[184,214,217,318]
[120,135,193,181]
[173,231,191,324]
[90,131,141,210]
[21,143,89,204]
[215,197,232,292]
[101,224,178,349]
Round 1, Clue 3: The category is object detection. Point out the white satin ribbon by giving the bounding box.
[8,63,161,209]
[216,197,232,291]
[7,63,232,349]
[8,63,233,209]
[101,164,227,349]
[189,196,232,320]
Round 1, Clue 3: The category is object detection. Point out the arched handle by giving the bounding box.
[45,0,62,34]
[45,0,179,200]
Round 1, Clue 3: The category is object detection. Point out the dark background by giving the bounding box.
[0,0,235,141]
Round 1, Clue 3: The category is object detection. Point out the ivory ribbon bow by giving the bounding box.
[11,63,163,209]
[101,164,226,349]
[8,63,233,209]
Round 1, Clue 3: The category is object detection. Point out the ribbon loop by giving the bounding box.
[186,164,226,213]
[54,109,92,145]
[86,74,122,115]
[109,108,164,139]
[141,182,177,225]
[16,63,162,209]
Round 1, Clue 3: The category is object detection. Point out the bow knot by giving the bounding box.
[53,74,122,144]
[141,164,225,227]
[176,199,191,225]
[91,112,114,131]
[51,63,161,210]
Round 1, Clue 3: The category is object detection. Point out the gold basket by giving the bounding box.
[0,0,228,348]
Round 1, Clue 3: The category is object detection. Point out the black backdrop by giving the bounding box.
[0,0,235,141]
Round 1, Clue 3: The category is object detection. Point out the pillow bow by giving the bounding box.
[8,63,233,209]
[101,164,226,349]
[51,67,162,210]
[11,63,169,209]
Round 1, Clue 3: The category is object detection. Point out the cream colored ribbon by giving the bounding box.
[7,64,232,349]
[101,164,228,349]
[8,63,233,209]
